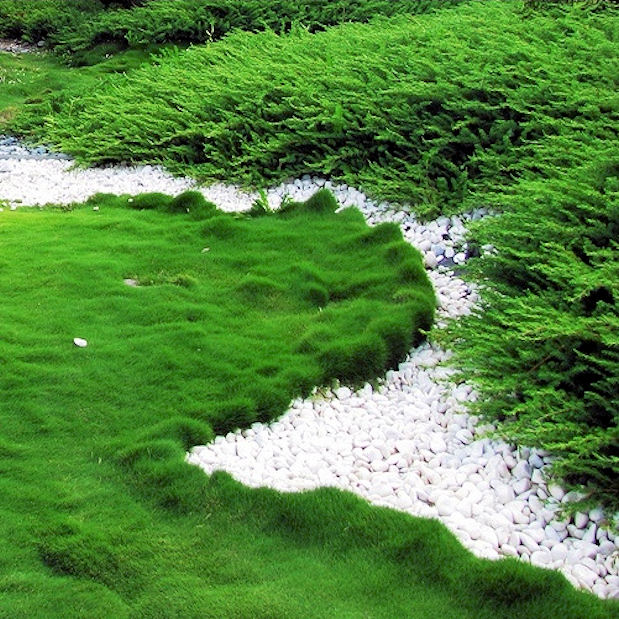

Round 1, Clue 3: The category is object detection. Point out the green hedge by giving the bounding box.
[0,0,101,42]
[442,141,618,513]
[0,0,463,49]
[16,2,616,218]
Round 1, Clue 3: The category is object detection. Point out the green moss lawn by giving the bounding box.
[0,0,617,615]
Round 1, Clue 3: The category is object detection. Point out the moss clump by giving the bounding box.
[168,190,217,219]
[127,192,172,211]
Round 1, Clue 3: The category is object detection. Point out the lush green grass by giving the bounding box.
[19,191,588,618]
[0,191,612,617]
[8,2,616,219]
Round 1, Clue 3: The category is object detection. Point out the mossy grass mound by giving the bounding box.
[0,190,613,616]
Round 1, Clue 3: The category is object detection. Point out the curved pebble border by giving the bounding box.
[1,137,617,599]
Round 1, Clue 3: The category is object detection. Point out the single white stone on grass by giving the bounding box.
[73,337,88,348]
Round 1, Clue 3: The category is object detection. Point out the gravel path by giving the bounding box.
[0,39,36,54]
[1,137,617,599]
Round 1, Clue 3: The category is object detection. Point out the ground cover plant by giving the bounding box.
[441,142,619,513]
[9,2,615,219]
[0,0,463,52]
[0,0,100,43]
[2,191,610,617]
[0,47,160,126]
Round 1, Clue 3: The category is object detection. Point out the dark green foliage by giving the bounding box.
[0,0,464,50]
[0,0,101,42]
[14,3,615,218]
[442,147,619,512]
[524,0,617,12]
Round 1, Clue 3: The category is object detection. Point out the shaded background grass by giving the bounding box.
[0,0,464,51]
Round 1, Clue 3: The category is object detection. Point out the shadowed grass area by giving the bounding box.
[0,46,170,129]
[0,190,613,616]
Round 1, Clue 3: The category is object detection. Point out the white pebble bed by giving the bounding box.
[1,143,617,599]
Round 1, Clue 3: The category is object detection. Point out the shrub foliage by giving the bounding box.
[13,3,616,219]
[442,145,619,512]
[0,0,462,48]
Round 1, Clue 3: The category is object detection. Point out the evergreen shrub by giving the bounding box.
[0,0,463,49]
[442,146,618,512]
[17,3,615,218]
